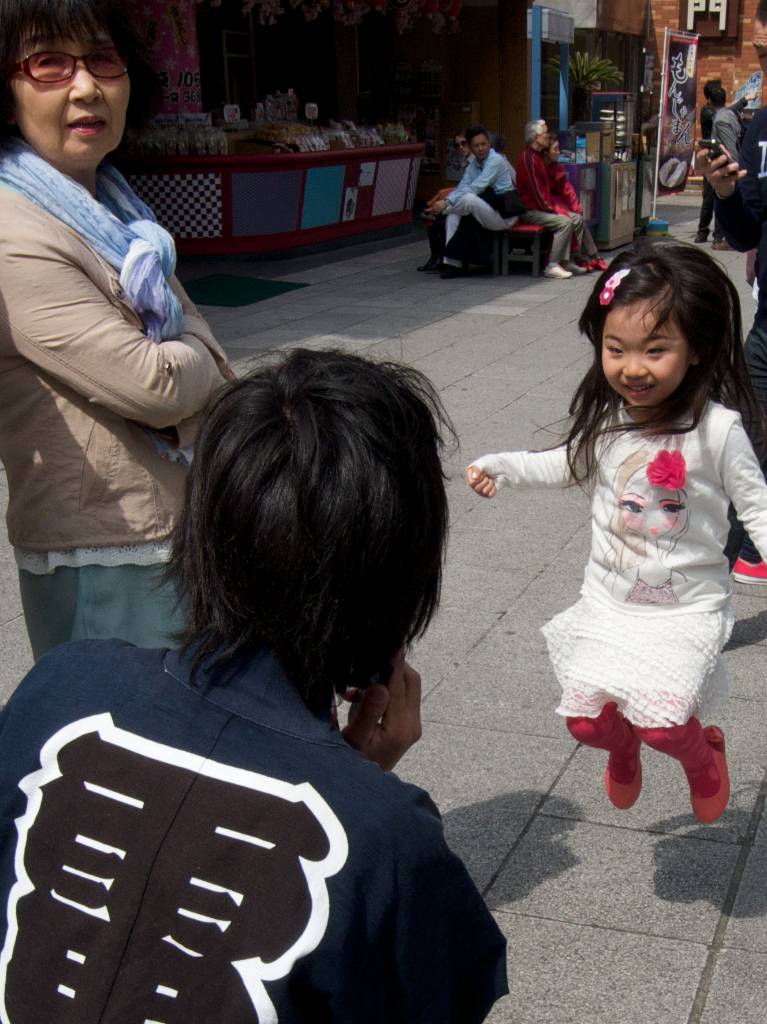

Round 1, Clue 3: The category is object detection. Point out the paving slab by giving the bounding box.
[488,816,739,942]
[699,949,767,1024]
[0,614,32,707]
[423,661,566,740]
[396,719,575,891]
[487,912,708,1024]
[409,565,533,688]
[725,845,767,948]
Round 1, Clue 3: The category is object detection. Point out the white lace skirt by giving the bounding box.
[542,595,735,728]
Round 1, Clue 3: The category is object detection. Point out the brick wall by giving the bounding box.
[649,0,762,139]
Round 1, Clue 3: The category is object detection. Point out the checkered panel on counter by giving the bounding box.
[129,173,222,239]
[372,158,411,217]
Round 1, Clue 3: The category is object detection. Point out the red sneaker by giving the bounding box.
[589,257,609,272]
[690,727,729,824]
[575,258,594,272]
[732,557,767,584]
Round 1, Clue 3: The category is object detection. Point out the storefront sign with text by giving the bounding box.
[681,0,738,39]
[141,0,203,113]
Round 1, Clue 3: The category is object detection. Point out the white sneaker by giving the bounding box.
[562,260,589,275]
[543,264,572,280]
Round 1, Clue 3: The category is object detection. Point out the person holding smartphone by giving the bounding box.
[700,84,751,250]
[698,0,767,584]
[0,349,508,1023]
[695,80,753,246]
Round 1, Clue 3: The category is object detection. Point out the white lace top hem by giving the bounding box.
[15,542,172,575]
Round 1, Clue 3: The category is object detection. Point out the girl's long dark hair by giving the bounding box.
[568,238,765,483]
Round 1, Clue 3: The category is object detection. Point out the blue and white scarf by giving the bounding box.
[0,138,183,341]
[0,138,190,460]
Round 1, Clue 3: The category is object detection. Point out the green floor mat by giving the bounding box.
[184,274,308,307]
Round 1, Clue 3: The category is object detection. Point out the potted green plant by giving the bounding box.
[546,51,624,122]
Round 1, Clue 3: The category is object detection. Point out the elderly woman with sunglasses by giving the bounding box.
[0,0,231,661]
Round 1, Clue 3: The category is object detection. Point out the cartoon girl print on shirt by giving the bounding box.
[604,448,689,604]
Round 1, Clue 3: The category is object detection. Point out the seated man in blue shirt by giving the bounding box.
[0,349,509,1024]
[430,124,521,278]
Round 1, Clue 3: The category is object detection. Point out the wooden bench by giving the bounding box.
[493,222,552,277]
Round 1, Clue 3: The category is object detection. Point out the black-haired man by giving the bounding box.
[0,349,509,1022]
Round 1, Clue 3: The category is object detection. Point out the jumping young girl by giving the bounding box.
[466,240,767,824]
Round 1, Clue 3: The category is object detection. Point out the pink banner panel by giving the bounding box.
[140,0,203,113]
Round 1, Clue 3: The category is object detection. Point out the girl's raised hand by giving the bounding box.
[466,464,497,498]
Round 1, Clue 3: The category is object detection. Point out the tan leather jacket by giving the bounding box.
[0,188,231,551]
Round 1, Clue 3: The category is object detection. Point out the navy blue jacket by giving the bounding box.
[0,640,507,1023]
[715,107,767,328]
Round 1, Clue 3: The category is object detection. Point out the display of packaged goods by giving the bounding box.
[129,117,406,157]
[128,124,229,157]
[381,122,411,144]
[262,90,300,122]
[250,121,402,152]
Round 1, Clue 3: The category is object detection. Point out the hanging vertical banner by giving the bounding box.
[141,0,203,114]
[656,29,699,196]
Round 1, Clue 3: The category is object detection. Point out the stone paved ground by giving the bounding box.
[2,197,766,1023]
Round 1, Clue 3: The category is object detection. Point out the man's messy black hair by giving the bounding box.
[169,348,454,710]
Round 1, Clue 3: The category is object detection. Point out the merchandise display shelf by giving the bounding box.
[119,143,425,255]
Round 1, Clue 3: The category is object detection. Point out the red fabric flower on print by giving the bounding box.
[646,450,686,490]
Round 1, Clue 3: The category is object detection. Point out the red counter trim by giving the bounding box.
[119,144,424,255]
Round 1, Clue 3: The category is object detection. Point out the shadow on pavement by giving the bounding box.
[726,607,767,649]
[650,806,767,915]
[442,791,581,904]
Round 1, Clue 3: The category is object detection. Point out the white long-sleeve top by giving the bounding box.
[472,403,767,615]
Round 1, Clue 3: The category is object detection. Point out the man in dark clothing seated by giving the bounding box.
[429,124,521,278]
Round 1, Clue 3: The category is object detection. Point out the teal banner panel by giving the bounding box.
[301,165,345,229]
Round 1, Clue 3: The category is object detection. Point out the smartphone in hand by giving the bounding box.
[368,661,394,688]
[699,138,724,161]
[346,660,394,724]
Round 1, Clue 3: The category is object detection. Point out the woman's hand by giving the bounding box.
[465,464,497,498]
[342,652,422,771]
[430,199,448,215]
[695,141,745,199]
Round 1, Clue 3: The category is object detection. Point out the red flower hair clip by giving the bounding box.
[599,268,631,306]
[647,450,686,490]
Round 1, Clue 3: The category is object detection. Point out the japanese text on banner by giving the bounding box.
[657,31,699,197]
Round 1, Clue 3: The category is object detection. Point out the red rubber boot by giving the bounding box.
[635,719,729,824]
[567,702,642,809]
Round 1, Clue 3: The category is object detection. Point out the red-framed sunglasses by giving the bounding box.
[13,48,127,84]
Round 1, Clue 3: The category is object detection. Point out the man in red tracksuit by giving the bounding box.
[516,119,599,280]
